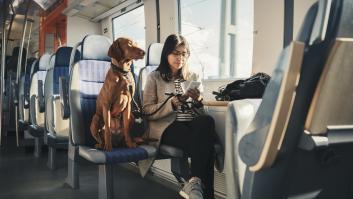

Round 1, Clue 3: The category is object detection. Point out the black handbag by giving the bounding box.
[213,72,271,101]
[129,99,146,138]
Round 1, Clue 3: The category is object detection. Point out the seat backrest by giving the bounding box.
[45,47,80,99]
[137,43,163,104]
[19,58,37,121]
[44,46,80,136]
[235,0,348,198]
[29,53,51,126]
[69,35,112,146]
[305,38,353,134]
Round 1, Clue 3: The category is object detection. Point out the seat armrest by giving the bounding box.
[38,80,45,112]
[299,125,353,150]
[24,93,30,109]
[59,76,70,119]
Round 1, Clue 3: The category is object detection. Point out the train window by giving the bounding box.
[180,0,222,79]
[180,0,253,79]
[112,5,146,73]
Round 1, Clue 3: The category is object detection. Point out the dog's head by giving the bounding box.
[108,37,145,63]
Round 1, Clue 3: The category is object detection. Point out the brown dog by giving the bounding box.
[90,37,145,151]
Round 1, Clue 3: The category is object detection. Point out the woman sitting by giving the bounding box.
[143,34,216,199]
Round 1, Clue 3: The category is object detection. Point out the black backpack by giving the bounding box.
[213,72,271,101]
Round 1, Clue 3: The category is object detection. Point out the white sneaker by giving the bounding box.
[179,177,203,199]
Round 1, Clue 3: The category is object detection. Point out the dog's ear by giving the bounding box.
[108,38,123,61]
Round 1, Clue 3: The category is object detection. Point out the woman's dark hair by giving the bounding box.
[156,34,190,82]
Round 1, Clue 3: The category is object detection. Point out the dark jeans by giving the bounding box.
[161,115,216,199]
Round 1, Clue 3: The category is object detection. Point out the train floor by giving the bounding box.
[0,133,180,199]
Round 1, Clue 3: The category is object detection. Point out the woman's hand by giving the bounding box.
[171,96,182,109]
[187,88,202,101]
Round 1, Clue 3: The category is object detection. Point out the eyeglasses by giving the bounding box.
[171,50,189,58]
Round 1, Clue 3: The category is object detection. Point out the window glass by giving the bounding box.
[112,5,145,74]
[180,0,253,79]
[180,0,221,79]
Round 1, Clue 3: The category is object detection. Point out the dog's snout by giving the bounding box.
[140,50,145,56]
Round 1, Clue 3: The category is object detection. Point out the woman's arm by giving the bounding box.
[143,73,174,120]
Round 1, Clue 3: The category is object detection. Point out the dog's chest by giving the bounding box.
[110,75,132,116]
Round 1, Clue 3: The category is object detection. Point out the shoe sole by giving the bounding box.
[179,190,190,199]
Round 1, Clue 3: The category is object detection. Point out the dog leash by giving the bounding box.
[130,87,174,117]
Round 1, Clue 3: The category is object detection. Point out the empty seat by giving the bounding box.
[44,46,80,170]
[67,35,156,199]
[29,53,51,132]
[18,58,37,128]
[28,53,51,157]
[226,0,353,198]
[45,47,80,140]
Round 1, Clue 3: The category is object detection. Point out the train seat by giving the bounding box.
[28,53,52,157]
[226,0,353,198]
[44,46,80,170]
[67,35,157,199]
[29,53,51,131]
[18,58,37,129]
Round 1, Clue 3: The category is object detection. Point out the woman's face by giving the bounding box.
[167,44,189,73]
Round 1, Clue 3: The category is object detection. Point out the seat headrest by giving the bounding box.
[147,43,163,66]
[81,35,112,62]
[54,47,80,68]
[39,53,51,71]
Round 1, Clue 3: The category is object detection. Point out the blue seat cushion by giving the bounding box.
[79,145,157,164]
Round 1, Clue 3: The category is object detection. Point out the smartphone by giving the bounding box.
[186,81,201,91]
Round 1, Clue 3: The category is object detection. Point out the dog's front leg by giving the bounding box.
[123,102,136,148]
[103,107,113,151]
[90,114,104,149]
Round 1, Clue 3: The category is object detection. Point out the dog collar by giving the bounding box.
[111,63,130,74]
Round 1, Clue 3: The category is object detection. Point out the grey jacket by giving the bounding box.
[138,70,203,177]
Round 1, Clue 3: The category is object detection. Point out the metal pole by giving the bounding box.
[16,2,31,84]
[6,3,15,48]
[1,0,10,146]
[15,0,31,147]
[25,19,34,68]
[283,0,294,48]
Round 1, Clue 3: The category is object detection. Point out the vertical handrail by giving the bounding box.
[24,19,34,68]
[284,0,294,48]
[1,0,9,146]
[6,3,15,49]
[15,0,31,147]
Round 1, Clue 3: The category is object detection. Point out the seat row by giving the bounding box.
[15,34,212,199]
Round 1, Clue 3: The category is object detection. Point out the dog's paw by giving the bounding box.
[126,140,137,148]
[95,143,104,149]
[133,137,145,145]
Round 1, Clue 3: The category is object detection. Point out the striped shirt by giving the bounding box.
[174,79,196,121]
